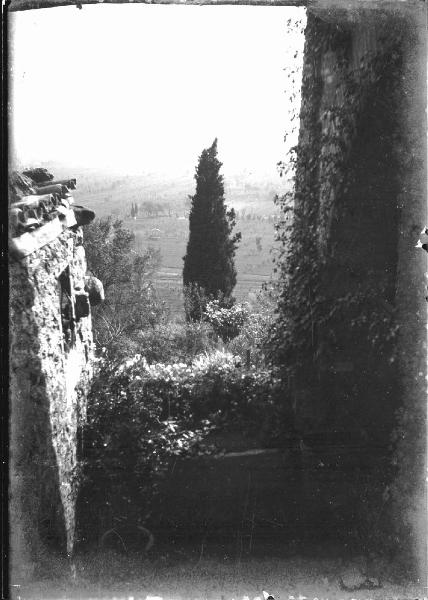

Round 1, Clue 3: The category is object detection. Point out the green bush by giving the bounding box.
[83,217,167,360]
[77,355,209,546]
[227,292,277,367]
[98,350,282,430]
[203,299,249,342]
[77,350,285,545]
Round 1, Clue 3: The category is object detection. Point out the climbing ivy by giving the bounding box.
[270,13,404,396]
[268,10,418,563]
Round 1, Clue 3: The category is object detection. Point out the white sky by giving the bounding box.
[9,4,305,178]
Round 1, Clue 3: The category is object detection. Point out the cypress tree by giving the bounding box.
[183,139,241,320]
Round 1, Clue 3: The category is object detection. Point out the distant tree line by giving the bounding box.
[235,210,279,222]
[129,200,174,219]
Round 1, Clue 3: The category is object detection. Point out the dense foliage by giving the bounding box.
[183,139,241,320]
[203,299,249,342]
[268,17,404,433]
[227,288,277,366]
[78,350,284,545]
[83,217,166,358]
[79,220,280,547]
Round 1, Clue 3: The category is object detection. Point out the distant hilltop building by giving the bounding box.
[9,167,104,578]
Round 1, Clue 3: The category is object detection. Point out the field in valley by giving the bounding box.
[124,214,278,317]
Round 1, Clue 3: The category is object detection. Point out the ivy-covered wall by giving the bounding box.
[275,5,426,579]
[10,226,94,579]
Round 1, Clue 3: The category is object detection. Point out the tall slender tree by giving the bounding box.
[183,139,241,320]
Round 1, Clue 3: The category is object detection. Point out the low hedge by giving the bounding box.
[77,351,286,546]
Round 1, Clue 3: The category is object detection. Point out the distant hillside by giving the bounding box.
[35,163,285,317]
[38,162,291,219]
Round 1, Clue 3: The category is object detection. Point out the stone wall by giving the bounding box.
[10,224,94,578]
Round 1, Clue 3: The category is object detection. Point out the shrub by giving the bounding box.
[77,350,285,545]
[83,217,166,359]
[77,355,210,546]
[203,299,249,342]
[227,287,278,366]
